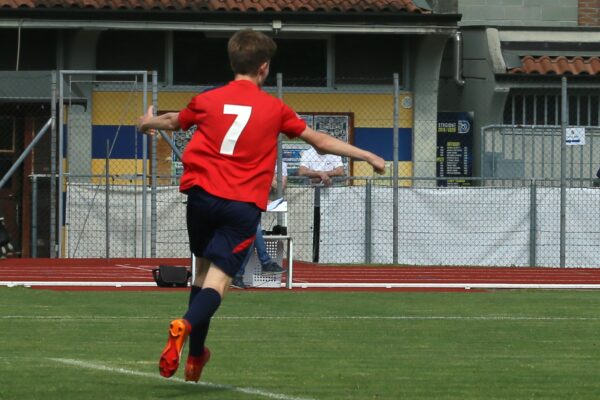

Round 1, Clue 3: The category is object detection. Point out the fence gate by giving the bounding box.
[481,125,600,186]
[57,71,152,258]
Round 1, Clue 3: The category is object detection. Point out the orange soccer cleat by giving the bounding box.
[184,347,211,382]
[159,319,191,378]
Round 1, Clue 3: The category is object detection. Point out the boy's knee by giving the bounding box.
[202,265,232,297]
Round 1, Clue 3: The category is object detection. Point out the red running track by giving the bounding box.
[2,258,600,291]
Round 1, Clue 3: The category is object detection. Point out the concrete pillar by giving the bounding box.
[410,34,451,183]
[64,30,101,180]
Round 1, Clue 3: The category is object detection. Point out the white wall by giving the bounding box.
[66,184,600,268]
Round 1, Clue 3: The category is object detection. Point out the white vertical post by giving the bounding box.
[58,71,64,258]
[142,72,148,257]
[151,71,158,258]
[50,71,57,258]
[560,77,567,268]
[393,73,399,264]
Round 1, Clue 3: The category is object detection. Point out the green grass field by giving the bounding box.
[2,288,600,399]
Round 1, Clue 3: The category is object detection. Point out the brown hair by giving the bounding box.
[228,29,277,76]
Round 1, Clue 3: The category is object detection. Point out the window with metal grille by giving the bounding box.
[503,93,600,126]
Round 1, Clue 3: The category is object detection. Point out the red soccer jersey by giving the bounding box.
[178,80,306,209]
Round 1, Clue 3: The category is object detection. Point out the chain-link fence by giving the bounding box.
[3,71,600,269]
[287,176,600,268]
[482,125,600,186]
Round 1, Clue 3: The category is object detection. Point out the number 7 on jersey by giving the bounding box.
[220,104,252,155]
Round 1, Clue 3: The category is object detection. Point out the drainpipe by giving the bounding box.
[454,31,465,86]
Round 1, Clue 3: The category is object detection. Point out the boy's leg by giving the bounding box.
[158,257,211,379]
[183,265,231,349]
[201,264,233,297]
[187,257,211,355]
[160,264,228,379]
[181,264,231,382]
[161,188,259,379]
[191,257,212,290]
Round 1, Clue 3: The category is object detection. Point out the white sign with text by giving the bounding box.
[566,127,585,146]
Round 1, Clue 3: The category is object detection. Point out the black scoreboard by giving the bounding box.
[436,112,474,187]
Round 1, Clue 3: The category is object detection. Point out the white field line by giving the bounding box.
[292,282,600,289]
[48,358,316,400]
[3,281,600,289]
[3,315,600,321]
[0,281,156,287]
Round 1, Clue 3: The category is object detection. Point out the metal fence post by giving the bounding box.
[393,73,399,264]
[31,175,38,258]
[276,73,284,226]
[151,71,158,258]
[365,178,372,264]
[560,77,567,268]
[106,140,110,259]
[529,179,537,267]
[480,126,485,181]
[50,71,57,258]
[141,72,148,257]
[312,186,321,263]
[58,71,64,258]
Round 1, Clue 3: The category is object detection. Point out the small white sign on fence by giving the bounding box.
[566,127,586,146]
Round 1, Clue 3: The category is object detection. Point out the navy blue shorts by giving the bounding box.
[186,186,261,278]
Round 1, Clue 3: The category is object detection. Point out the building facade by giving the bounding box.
[0,0,459,257]
[439,0,600,179]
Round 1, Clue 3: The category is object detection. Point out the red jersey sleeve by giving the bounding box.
[178,95,206,131]
[280,102,307,139]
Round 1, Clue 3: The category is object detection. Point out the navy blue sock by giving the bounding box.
[188,285,202,307]
[184,287,221,350]
[186,285,210,356]
[188,320,210,357]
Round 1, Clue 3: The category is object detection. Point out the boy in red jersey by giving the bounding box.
[138,29,385,382]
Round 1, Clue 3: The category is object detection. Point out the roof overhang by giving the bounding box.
[0,6,460,23]
[494,75,600,90]
[0,18,458,35]
[0,71,87,105]
[481,26,600,78]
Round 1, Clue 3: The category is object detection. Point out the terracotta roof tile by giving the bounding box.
[509,56,600,76]
[0,0,427,13]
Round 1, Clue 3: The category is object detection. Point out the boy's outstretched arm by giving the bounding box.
[299,128,386,174]
[137,106,181,135]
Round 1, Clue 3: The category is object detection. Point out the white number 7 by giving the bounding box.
[220,104,252,155]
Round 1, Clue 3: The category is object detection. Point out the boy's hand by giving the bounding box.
[369,155,386,175]
[137,106,156,136]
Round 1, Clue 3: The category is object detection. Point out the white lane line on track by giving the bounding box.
[4,315,600,321]
[48,358,315,400]
[5,282,600,289]
[0,281,156,287]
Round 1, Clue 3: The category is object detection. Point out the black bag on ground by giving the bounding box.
[152,265,191,288]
